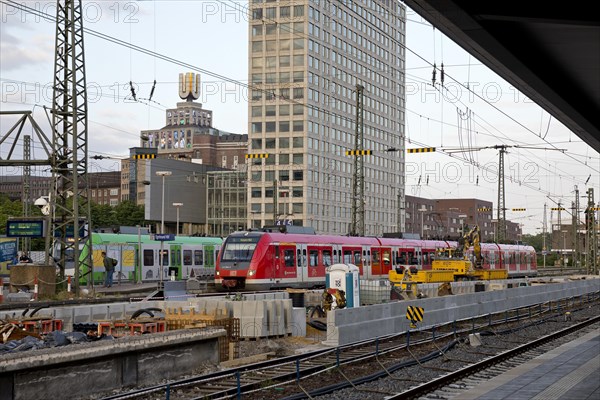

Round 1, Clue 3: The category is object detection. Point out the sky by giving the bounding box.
[1,0,598,235]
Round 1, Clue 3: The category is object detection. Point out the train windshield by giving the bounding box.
[221,236,260,262]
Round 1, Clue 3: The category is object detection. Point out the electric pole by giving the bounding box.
[585,188,597,274]
[22,135,32,254]
[350,84,366,236]
[50,0,93,292]
[496,147,506,243]
[572,186,580,268]
[443,144,565,244]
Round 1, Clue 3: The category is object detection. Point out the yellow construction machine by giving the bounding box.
[389,225,508,300]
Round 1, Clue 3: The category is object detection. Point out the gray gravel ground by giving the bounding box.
[312,306,599,400]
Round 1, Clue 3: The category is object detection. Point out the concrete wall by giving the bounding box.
[324,279,600,346]
[0,329,225,400]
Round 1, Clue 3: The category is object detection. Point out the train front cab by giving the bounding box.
[216,232,262,290]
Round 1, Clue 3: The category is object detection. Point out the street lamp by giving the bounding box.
[156,171,172,289]
[419,206,427,238]
[173,202,183,235]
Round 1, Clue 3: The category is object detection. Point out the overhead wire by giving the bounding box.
[2,0,596,208]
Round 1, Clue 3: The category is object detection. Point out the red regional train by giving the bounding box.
[215,231,537,291]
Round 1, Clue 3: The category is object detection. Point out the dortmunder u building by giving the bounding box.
[248,0,406,235]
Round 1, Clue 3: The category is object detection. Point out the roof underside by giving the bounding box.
[403,1,600,152]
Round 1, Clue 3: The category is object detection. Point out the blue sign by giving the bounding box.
[154,234,175,241]
[275,219,293,226]
[0,239,18,263]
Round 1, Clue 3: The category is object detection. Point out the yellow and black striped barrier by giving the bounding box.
[132,154,155,159]
[345,150,372,156]
[407,147,435,153]
[551,207,566,211]
[406,306,424,328]
[511,208,526,211]
[478,207,492,212]
[245,153,269,159]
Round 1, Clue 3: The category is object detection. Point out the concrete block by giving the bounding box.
[6,292,33,302]
[291,307,306,337]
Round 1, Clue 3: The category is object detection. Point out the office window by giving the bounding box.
[252,24,262,37]
[294,5,304,17]
[252,41,263,52]
[279,121,290,132]
[293,121,304,131]
[265,105,276,116]
[265,122,276,133]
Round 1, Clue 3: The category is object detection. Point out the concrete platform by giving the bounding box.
[456,328,600,399]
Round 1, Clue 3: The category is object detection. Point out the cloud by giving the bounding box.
[0,24,53,71]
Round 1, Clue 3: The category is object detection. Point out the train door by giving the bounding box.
[341,246,363,275]
[395,247,416,271]
[371,247,392,278]
[270,244,297,282]
[204,244,216,271]
[169,244,182,279]
[297,244,308,283]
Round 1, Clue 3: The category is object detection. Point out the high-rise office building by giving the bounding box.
[248,0,406,235]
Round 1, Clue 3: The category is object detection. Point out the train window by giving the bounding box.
[323,250,332,266]
[170,249,180,266]
[143,249,154,266]
[333,249,340,264]
[194,250,203,265]
[297,249,302,267]
[343,250,352,264]
[183,250,192,266]
[383,250,391,265]
[408,252,417,265]
[221,237,258,262]
[207,250,215,266]
[284,249,295,267]
[353,250,361,265]
[161,250,169,266]
[309,250,318,267]
[372,250,380,264]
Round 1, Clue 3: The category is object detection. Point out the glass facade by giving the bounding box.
[248,0,406,235]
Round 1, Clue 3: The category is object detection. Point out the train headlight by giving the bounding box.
[216,271,220,276]
[248,270,255,276]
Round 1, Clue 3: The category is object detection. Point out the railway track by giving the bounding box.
[390,316,600,399]
[100,293,599,400]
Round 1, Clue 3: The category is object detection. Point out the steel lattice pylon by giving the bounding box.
[50,0,92,292]
[495,147,506,243]
[350,84,365,237]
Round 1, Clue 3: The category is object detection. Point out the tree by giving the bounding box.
[0,194,31,235]
[89,201,147,231]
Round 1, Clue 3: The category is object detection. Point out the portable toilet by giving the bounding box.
[325,263,360,308]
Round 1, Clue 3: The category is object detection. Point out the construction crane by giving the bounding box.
[443,144,565,243]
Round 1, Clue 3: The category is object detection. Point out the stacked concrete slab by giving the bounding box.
[324,278,600,346]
